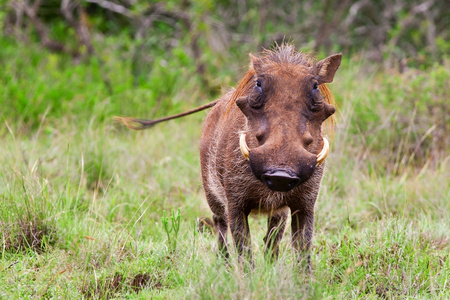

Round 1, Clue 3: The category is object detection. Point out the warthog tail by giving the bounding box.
[114,100,218,130]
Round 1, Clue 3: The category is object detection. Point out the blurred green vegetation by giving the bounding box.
[1,0,448,170]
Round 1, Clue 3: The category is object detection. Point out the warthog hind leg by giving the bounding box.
[263,208,288,260]
[290,208,315,272]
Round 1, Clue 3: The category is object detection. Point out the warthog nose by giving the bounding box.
[261,170,300,192]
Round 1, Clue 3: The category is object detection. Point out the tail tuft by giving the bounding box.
[113,116,155,130]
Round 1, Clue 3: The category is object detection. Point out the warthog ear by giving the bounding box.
[249,53,263,72]
[312,54,342,84]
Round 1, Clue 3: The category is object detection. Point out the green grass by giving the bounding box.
[0,37,449,299]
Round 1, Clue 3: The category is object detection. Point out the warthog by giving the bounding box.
[116,44,341,266]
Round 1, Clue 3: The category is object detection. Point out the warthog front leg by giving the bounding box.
[228,207,252,262]
[290,208,315,271]
[263,208,288,260]
[203,188,230,258]
[213,214,229,258]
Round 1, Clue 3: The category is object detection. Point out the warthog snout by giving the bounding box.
[249,144,318,192]
[261,170,300,192]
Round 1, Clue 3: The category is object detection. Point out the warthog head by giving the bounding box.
[235,48,341,192]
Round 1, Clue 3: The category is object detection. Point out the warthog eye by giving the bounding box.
[255,79,263,93]
[310,81,322,111]
[248,79,265,109]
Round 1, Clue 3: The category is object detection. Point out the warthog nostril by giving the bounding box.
[261,170,300,192]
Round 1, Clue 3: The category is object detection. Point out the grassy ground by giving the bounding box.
[0,37,449,299]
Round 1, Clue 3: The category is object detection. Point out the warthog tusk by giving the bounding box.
[316,137,329,166]
[240,133,328,164]
[239,132,250,160]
